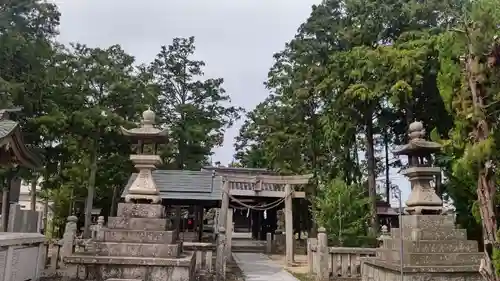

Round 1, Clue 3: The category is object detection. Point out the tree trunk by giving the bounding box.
[30,178,37,212]
[384,131,390,203]
[465,48,498,281]
[83,141,98,238]
[43,198,49,234]
[365,110,379,235]
[110,185,118,217]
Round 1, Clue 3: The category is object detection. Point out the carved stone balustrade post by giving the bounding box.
[61,215,77,259]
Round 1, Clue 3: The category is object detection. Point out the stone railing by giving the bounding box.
[44,239,63,273]
[307,228,376,280]
[49,216,215,276]
[43,215,105,276]
[0,232,46,281]
[183,242,215,273]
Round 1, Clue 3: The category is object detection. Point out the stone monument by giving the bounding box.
[361,121,482,281]
[62,108,195,281]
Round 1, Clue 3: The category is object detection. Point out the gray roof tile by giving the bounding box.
[122,170,223,201]
[0,120,18,139]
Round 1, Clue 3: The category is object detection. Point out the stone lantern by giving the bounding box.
[360,121,482,281]
[120,108,167,204]
[393,120,443,215]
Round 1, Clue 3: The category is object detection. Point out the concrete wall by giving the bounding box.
[0,232,46,281]
[7,203,43,233]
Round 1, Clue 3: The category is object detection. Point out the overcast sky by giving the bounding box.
[53,0,412,206]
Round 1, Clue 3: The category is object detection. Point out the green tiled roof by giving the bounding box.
[122,170,223,201]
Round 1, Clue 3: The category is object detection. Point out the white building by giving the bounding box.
[18,179,54,218]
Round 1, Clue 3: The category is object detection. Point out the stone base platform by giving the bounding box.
[61,203,194,281]
[62,251,195,281]
[362,214,482,281]
[362,258,481,281]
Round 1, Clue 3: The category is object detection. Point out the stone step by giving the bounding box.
[401,215,455,229]
[383,239,478,253]
[95,241,181,257]
[64,253,193,266]
[96,228,176,244]
[391,227,467,240]
[407,252,483,266]
[231,246,265,253]
[117,203,165,218]
[377,250,482,266]
[107,217,167,231]
[64,254,194,281]
[107,279,143,281]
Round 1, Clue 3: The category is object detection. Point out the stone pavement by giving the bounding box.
[232,252,300,281]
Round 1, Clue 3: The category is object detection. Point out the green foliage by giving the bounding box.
[235,0,458,235]
[314,178,373,246]
[144,37,244,170]
[0,2,243,235]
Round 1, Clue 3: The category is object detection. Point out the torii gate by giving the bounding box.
[216,173,312,267]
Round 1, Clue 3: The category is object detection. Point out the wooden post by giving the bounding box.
[251,210,259,239]
[225,208,233,259]
[0,174,11,232]
[285,183,294,266]
[316,227,329,281]
[193,206,200,237]
[174,206,181,241]
[197,206,204,242]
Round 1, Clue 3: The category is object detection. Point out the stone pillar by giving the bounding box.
[216,226,226,281]
[35,241,46,280]
[92,215,104,239]
[275,209,285,253]
[377,225,390,247]
[225,208,233,259]
[316,227,328,281]
[7,203,20,232]
[307,237,317,275]
[276,209,285,233]
[285,183,294,266]
[61,215,78,259]
[266,232,273,253]
[218,179,230,232]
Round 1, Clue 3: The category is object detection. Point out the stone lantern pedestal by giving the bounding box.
[125,154,162,203]
[363,214,482,281]
[403,166,443,215]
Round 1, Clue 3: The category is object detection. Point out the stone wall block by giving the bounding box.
[117,203,165,218]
